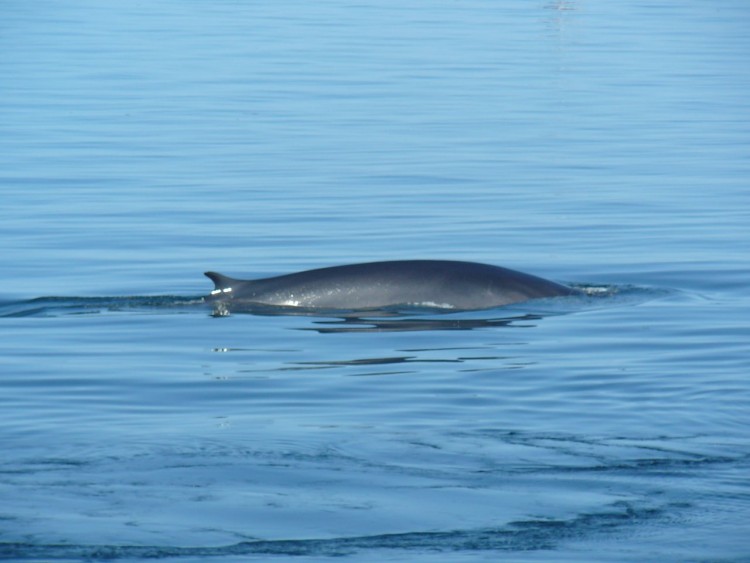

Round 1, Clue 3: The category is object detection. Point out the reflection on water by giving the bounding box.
[302,313,538,333]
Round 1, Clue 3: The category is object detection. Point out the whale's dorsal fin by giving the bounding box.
[204,271,242,295]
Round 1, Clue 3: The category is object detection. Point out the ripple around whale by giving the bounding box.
[0,284,668,334]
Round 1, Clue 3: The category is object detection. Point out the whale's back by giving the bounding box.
[205,260,576,310]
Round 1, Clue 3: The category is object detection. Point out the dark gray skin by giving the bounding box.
[205,260,577,311]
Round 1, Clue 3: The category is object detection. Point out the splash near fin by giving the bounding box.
[204,272,238,296]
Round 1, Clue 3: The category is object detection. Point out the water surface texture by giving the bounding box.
[1,1,749,561]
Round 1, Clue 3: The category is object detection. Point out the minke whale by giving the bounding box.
[205,260,577,311]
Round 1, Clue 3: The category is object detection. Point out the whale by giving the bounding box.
[204,260,577,311]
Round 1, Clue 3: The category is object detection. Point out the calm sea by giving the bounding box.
[1,1,749,561]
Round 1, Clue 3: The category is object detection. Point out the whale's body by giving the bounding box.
[205,260,576,311]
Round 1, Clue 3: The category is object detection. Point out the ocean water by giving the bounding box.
[1,1,749,561]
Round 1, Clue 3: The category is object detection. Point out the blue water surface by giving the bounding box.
[1,1,749,561]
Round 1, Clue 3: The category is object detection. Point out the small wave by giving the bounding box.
[0,500,668,560]
[571,283,673,301]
